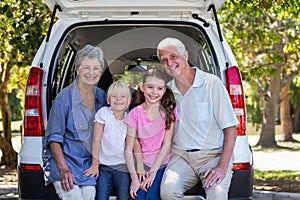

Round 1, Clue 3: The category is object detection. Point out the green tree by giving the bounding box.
[0,0,50,167]
[220,0,300,147]
[8,89,22,121]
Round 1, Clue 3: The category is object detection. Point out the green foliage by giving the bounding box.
[219,0,300,124]
[245,83,263,125]
[0,0,50,75]
[289,76,300,109]
[8,89,22,121]
[0,0,51,61]
[0,0,50,118]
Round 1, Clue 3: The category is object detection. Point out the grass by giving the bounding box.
[248,123,300,191]
[254,169,300,179]
[254,170,300,193]
[254,169,300,193]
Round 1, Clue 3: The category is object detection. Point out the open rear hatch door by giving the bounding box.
[44,0,225,19]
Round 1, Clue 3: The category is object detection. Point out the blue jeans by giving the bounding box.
[96,164,131,200]
[135,166,166,200]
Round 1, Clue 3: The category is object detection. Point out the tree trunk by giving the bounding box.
[0,79,17,167]
[0,91,12,144]
[279,83,294,141]
[257,65,281,148]
[292,106,300,132]
[0,136,17,167]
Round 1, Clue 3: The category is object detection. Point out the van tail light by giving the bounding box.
[20,163,42,171]
[232,163,250,170]
[226,67,251,170]
[23,67,44,136]
[225,66,246,136]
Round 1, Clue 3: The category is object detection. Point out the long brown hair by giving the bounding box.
[134,69,176,130]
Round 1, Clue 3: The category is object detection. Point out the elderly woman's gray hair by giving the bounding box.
[74,44,105,71]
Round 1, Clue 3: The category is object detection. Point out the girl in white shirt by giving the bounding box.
[84,81,131,200]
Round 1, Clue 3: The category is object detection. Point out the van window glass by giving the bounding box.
[51,45,75,100]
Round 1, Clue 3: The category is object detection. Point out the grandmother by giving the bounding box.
[43,44,107,200]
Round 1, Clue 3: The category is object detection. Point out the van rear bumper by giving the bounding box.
[185,165,254,200]
[228,164,254,200]
[18,165,253,200]
[18,166,60,200]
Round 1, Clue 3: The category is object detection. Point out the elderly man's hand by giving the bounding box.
[203,166,227,188]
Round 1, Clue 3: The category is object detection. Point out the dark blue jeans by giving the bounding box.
[135,166,166,200]
[96,164,131,200]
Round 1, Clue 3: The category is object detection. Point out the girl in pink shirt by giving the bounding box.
[125,69,177,200]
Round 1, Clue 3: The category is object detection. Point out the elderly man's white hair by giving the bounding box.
[157,37,186,58]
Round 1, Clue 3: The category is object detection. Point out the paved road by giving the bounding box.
[248,135,300,171]
[253,151,300,171]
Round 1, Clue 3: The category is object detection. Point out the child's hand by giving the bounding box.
[140,170,157,191]
[137,167,147,183]
[130,178,141,199]
[83,164,99,177]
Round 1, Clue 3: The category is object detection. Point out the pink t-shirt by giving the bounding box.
[125,103,178,167]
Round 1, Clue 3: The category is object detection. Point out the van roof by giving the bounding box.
[44,0,225,20]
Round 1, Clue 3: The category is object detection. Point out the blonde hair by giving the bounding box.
[106,81,131,108]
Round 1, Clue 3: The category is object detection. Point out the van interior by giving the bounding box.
[49,22,219,107]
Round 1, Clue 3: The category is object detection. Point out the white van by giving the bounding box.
[18,0,253,199]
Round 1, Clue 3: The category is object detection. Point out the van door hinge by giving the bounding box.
[192,14,210,27]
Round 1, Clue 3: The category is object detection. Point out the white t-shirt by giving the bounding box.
[94,106,127,165]
[168,68,239,150]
